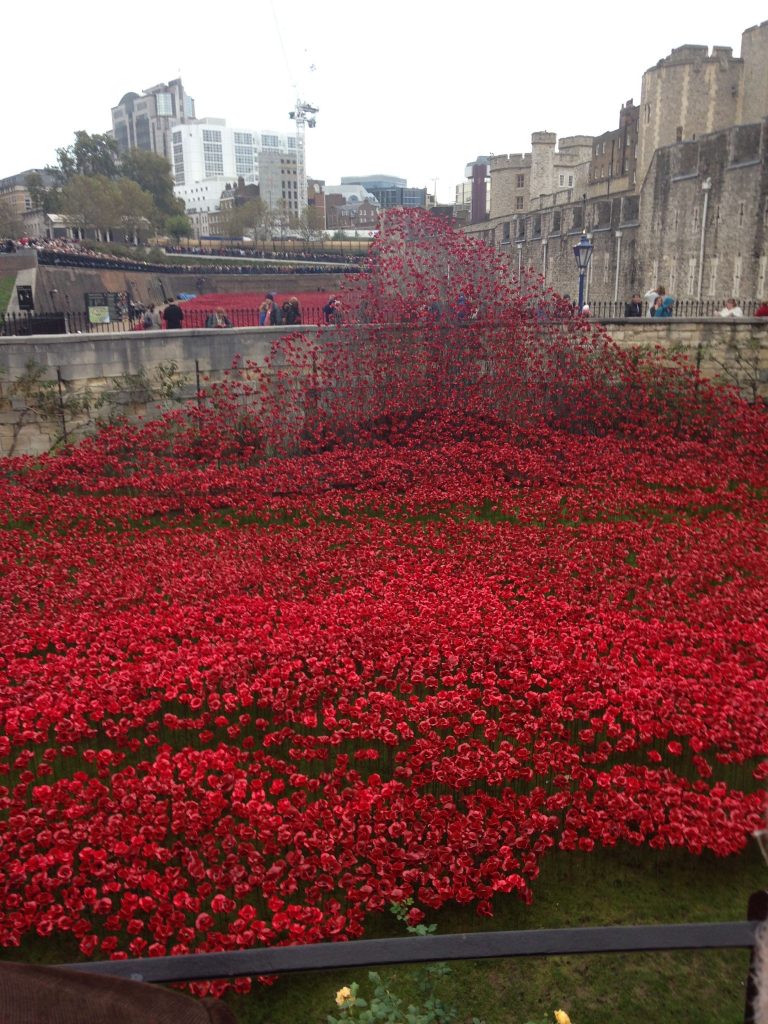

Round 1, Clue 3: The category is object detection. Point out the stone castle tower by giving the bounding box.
[637,20,768,187]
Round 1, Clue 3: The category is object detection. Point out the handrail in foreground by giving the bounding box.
[46,892,768,1021]
[60,919,760,985]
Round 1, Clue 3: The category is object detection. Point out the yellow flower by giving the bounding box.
[335,987,353,1007]
[554,1011,571,1024]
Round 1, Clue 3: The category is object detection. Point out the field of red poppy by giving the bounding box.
[0,212,766,1021]
[178,290,330,327]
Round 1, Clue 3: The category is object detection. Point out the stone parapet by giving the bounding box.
[0,320,765,457]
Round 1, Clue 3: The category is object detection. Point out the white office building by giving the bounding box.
[171,120,302,218]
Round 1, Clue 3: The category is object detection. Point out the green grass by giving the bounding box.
[221,844,766,1024]
[0,274,15,313]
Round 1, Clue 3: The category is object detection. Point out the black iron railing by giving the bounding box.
[588,298,762,318]
[0,308,326,336]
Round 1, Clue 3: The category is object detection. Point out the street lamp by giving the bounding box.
[541,237,548,284]
[572,233,594,311]
[516,241,523,277]
[696,178,712,303]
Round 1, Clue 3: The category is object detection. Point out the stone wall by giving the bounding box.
[468,118,768,309]
[603,316,768,404]
[0,324,324,457]
[1,319,765,458]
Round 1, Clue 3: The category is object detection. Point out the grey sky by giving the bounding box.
[4,1,766,202]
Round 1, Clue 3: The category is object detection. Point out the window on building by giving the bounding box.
[262,134,279,148]
[676,126,683,142]
[173,132,185,186]
[552,210,561,233]
[568,175,573,187]
[733,254,742,296]
[708,256,720,303]
[516,174,525,188]
[202,129,224,176]
[559,174,564,186]
[502,222,510,243]
[516,196,524,210]
[687,256,696,295]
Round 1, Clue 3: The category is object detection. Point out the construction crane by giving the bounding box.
[289,100,319,213]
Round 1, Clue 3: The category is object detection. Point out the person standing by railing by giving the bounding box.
[644,285,665,316]
[162,300,184,330]
[652,295,675,317]
[718,297,744,317]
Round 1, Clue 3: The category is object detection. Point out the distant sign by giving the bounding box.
[85,291,121,324]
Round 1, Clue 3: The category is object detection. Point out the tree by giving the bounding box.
[297,204,325,243]
[52,131,119,184]
[113,178,157,241]
[119,149,183,218]
[24,172,60,214]
[222,198,270,242]
[61,175,118,239]
[61,174,158,241]
[165,213,193,244]
[0,198,23,239]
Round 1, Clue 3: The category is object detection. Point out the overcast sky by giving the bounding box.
[4,1,766,203]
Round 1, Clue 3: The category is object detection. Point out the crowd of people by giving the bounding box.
[165,244,366,267]
[617,286,768,318]
[2,238,364,277]
[134,293,311,331]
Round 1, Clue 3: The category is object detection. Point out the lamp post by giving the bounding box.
[516,241,523,278]
[541,237,548,284]
[572,233,594,311]
[613,229,623,305]
[696,177,712,304]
